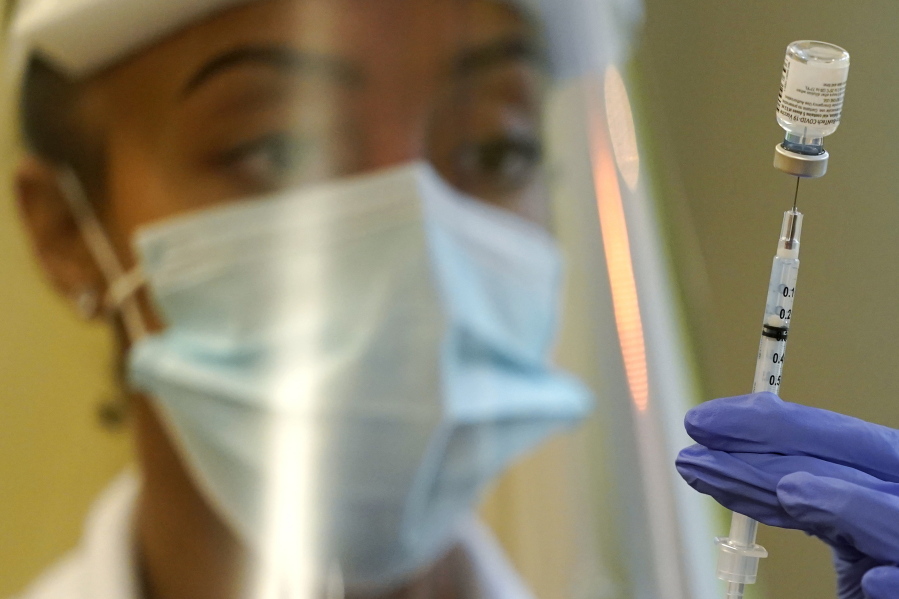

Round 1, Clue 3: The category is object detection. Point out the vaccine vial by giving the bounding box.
[775,40,850,155]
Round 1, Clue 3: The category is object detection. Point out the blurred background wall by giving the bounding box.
[0,4,132,596]
[636,0,899,597]
[0,126,131,589]
[3,0,899,598]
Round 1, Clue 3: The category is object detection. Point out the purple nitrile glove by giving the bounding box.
[676,393,899,599]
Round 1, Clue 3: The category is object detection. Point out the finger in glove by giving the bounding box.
[862,566,899,599]
[684,393,899,482]
[778,472,899,564]
[676,446,899,529]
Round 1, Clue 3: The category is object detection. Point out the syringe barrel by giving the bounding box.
[752,210,802,393]
[717,210,803,597]
[779,210,803,256]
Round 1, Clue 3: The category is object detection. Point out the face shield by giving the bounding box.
[10,1,716,598]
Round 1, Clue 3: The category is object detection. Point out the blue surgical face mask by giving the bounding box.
[63,162,592,592]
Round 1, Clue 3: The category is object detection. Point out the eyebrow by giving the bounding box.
[181,46,363,98]
[453,37,547,78]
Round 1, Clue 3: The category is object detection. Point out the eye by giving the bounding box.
[453,134,543,198]
[218,132,320,193]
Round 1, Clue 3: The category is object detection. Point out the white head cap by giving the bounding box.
[8,0,252,79]
[8,0,642,85]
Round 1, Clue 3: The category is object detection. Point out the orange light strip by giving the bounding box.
[591,115,650,412]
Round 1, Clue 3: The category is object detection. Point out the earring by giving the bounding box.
[97,393,129,430]
[73,287,100,320]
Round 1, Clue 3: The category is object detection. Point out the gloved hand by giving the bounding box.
[676,392,899,599]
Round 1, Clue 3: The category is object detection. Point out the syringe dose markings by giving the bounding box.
[754,271,798,394]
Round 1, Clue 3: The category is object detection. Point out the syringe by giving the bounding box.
[713,39,850,599]
[715,202,802,599]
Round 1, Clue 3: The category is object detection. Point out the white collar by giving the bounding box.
[453,519,536,599]
[83,470,142,599]
[76,472,532,599]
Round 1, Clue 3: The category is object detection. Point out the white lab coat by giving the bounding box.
[11,472,535,599]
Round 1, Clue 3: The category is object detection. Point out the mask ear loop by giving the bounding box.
[57,168,149,343]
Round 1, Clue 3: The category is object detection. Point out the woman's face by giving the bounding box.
[34,0,548,332]
[11,3,554,585]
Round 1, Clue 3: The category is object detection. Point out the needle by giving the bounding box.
[792,177,800,211]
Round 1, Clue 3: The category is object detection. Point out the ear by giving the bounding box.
[15,155,105,313]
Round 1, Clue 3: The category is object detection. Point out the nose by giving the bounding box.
[356,109,429,172]
[352,30,444,173]
[354,80,435,173]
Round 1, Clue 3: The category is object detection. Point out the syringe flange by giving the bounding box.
[715,536,769,584]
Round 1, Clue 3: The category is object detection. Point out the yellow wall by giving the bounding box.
[0,185,133,591]
[0,7,132,594]
[0,151,133,591]
[639,1,899,597]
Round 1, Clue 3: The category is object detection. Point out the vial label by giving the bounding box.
[776,54,848,129]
